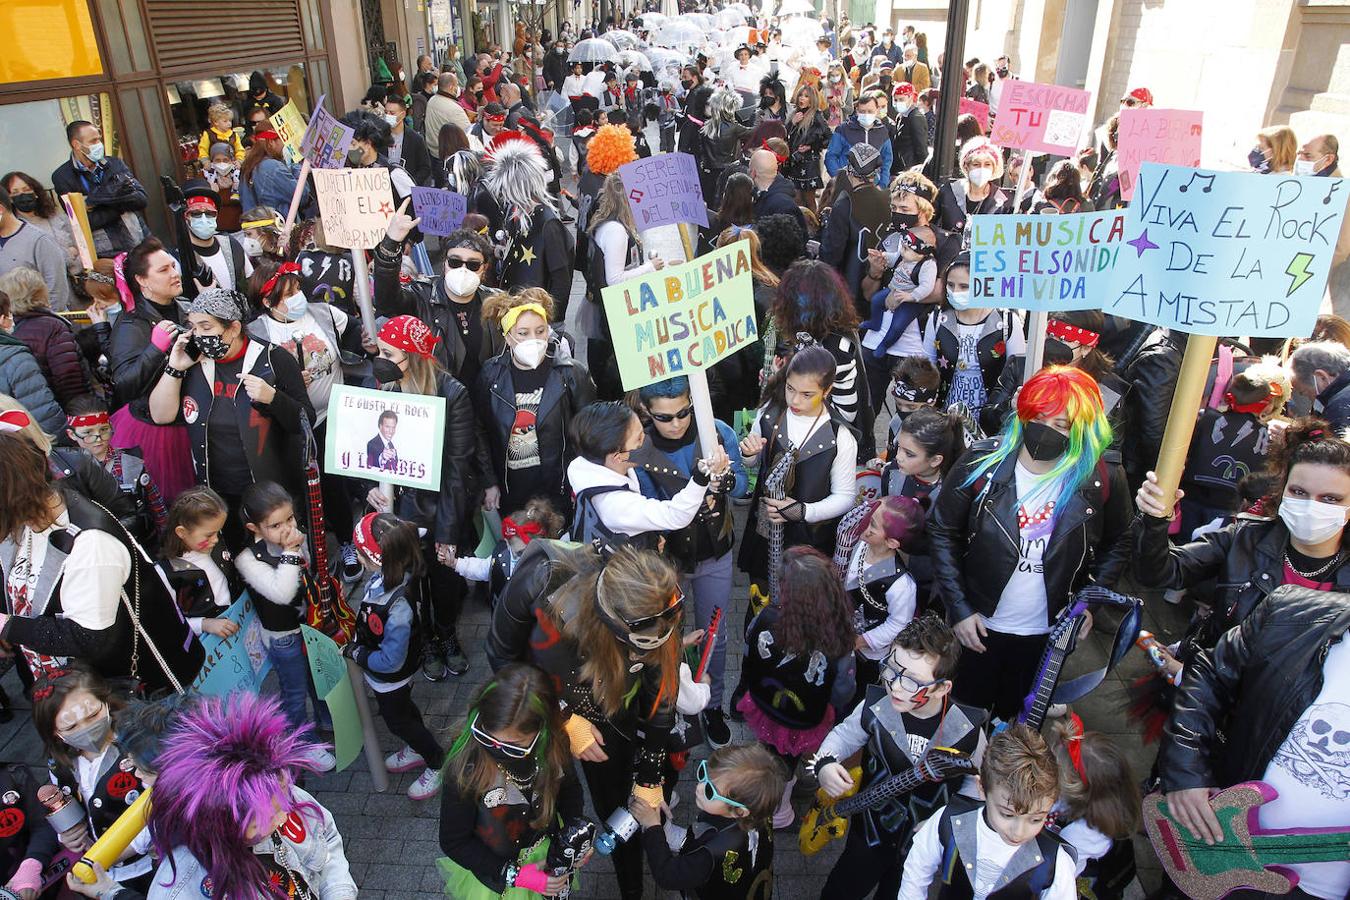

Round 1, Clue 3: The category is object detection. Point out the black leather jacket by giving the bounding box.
[1159,586,1350,792]
[929,439,1133,625]
[1122,330,1183,488]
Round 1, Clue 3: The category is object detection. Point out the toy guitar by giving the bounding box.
[695,607,722,682]
[1143,782,1350,900]
[300,414,355,644]
[798,747,976,855]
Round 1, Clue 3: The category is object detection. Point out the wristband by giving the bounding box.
[562,714,596,756]
[163,364,188,379]
[7,857,42,894]
[631,783,664,808]
[514,863,550,893]
[807,754,837,778]
[691,465,710,487]
[278,554,304,567]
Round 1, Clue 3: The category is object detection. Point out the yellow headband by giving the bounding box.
[500,302,549,335]
[239,218,277,230]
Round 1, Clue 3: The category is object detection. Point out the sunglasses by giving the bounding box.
[648,404,693,423]
[697,760,747,810]
[622,585,686,633]
[880,659,944,696]
[446,257,484,271]
[1121,98,1142,107]
[471,721,539,758]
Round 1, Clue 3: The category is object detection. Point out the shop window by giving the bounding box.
[0,0,102,84]
[0,92,119,194]
[166,64,311,172]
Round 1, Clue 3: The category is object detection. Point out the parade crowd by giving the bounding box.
[0,3,1347,899]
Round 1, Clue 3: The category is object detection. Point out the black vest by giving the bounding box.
[488,541,517,606]
[881,466,941,507]
[742,606,843,730]
[245,543,307,634]
[51,751,148,842]
[845,547,907,635]
[933,310,1013,409]
[679,815,774,900]
[0,765,45,869]
[465,769,550,860]
[570,483,659,552]
[354,575,422,683]
[630,433,733,571]
[936,796,1067,900]
[740,409,845,568]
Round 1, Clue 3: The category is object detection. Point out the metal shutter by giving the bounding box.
[145,0,305,73]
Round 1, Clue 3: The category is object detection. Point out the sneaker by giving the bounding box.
[703,708,731,749]
[385,746,426,773]
[305,745,337,773]
[407,766,442,801]
[422,643,448,682]
[444,632,469,677]
[340,542,363,582]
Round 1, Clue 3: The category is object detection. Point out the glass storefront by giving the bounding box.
[165,64,313,175]
[0,92,119,194]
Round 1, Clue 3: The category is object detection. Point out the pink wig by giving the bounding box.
[150,692,325,899]
[870,495,925,551]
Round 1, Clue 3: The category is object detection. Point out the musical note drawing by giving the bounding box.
[1178,172,1215,194]
[1323,180,1342,206]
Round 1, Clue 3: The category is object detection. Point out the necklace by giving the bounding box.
[1284,549,1345,580]
[502,762,538,792]
[270,833,316,900]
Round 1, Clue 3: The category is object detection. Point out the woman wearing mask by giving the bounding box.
[935,137,1011,234]
[1135,419,1350,667]
[823,62,854,128]
[1,172,81,279]
[785,83,832,210]
[340,111,416,209]
[364,314,476,680]
[238,130,308,220]
[1251,124,1297,175]
[696,87,752,206]
[475,289,596,519]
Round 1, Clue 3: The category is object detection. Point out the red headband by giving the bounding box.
[502,516,544,544]
[260,261,302,297]
[1226,389,1275,416]
[353,512,382,566]
[1065,712,1089,786]
[1046,319,1100,348]
[186,195,217,213]
[484,112,507,124]
[378,314,441,358]
[253,129,281,141]
[761,140,788,166]
[68,411,110,429]
[0,410,32,433]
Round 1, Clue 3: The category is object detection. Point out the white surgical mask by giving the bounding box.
[282,292,308,320]
[241,236,263,258]
[385,114,400,128]
[1279,496,1348,545]
[213,162,234,175]
[511,338,548,369]
[444,267,481,297]
[86,142,106,163]
[967,167,993,188]
[857,112,876,128]
[1294,158,1319,177]
[947,288,973,310]
[895,101,911,114]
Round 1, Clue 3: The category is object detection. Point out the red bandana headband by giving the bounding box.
[260,261,302,297]
[378,315,441,358]
[68,411,110,429]
[1046,319,1100,348]
[502,516,544,544]
[1065,712,1089,786]
[484,112,507,124]
[761,141,788,166]
[253,129,281,141]
[353,513,382,566]
[0,410,32,433]
[1226,381,1281,416]
[186,195,217,213]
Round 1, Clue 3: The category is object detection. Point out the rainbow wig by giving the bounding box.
[962,365,1112,513]
[149,692,324,900]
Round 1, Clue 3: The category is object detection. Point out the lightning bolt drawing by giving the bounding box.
[1286,252,1316,296]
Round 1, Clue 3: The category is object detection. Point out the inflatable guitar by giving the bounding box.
[798,747,976,855]
[1143,782,1350,900]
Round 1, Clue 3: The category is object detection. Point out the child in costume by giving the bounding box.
[862,226,939,359]
[811,617,987,899]
[157,485,239,638]
[437,663,591,899]
[629,743,784,899]
[146,692,356,900]
[898,723,1076,900]
[455,497,565,608]
[881,407,965,506]
[344,512,445,801]
[884,356,941,460]
[65,395,167,545]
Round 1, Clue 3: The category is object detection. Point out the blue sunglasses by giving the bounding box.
[696,759,747,810]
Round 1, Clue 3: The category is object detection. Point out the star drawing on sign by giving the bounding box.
[1126,229,1159,257]
[378,200,394,216]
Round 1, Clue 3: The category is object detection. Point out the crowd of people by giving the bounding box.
[0,3,1346,900]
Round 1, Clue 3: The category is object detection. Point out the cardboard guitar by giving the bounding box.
[1143,782,1350,900]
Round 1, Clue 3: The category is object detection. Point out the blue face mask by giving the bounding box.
[86,142,106,164]
[188,215,217,240]
[947,287,973,310]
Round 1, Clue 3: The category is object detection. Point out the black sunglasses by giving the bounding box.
[648,404,693,423]
[623,585,686,632]
[446,257,484,271]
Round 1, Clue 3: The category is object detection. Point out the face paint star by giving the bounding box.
[1126,229,1159,257]
[518,245,537,264]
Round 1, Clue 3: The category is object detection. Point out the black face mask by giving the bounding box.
[371,357,404,385]
[11,193,38,214]
[681,80,693,90]
[760,95,775,108]
[1022,421,1069,462]
[1043,337,1074,366]
[891,211,919,230]
[996,66,1010,78]
[194,333,231,360]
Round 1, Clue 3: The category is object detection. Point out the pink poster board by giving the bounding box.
[1115,108,1204,200]
[959,97,990,133]
[989,80,1092,156]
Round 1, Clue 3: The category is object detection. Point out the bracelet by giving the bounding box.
[163,364,188,379]
[502,863,520,889]
[278,554,304,566]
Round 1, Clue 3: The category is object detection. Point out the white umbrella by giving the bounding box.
[634,12,667,28]
[654,20,705,48]
[647,47,689,73]
[685,12,716,31]
[569,38,619,64]
[713,9,747,28]
[726,2,753,14]
[779,16,824,47]
[722,25,752,46]
[776,0,816,15]
[601,29,642,50]
[617,49,653,71]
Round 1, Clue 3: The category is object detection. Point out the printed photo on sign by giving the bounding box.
[324,385,445,490]
[990,80,1092,156]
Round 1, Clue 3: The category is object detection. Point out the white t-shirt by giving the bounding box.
[256,308,347,423]
[751,408,859,523]
[1258,637,1350,900]
[196,236,254,291]
[861,315,924,357]
[987,462,1054,636]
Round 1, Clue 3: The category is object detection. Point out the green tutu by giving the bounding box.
[437,838,579,899]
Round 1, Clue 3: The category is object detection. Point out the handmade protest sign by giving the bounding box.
[1106,162,1345,337]
[269,100,309,164]
[301,626,362,771]
[324,384,445,490]
[990,80,1092,157]
[970,210,1127,312]
[310,167,395,249]
[1116,109,1203,200]
[601,243,757,391]
[299,95,355,169]
[410,186,468,236]
[959,97,990,133]
[618,152,710,229]
[191,594,272,697]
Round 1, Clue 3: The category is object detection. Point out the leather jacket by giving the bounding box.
[929,439,1133,625]
[1122,329,1183,487]
[1159,586,1350,792]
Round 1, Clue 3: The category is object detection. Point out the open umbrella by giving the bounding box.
[776,0,816,15]
[654,20,705,48]
[780,16,824,47]
[634,12,667,28]
[685,12,716,31]
[601,29,642,50]
[713,9,747,28]
[647,47,689,74]
[617,49,653,71]
[569,38,618,64]
[722,25,752,46]
[726,2,752,14]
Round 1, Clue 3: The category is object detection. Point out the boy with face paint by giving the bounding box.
[811,617,988,900]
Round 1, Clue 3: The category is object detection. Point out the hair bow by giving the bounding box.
[502,516,544,543]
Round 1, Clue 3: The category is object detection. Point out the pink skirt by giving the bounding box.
[736,693,836,758]
[110,406,195,504]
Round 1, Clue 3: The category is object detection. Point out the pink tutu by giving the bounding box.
[735,693,836,758]
[110,406,195,504]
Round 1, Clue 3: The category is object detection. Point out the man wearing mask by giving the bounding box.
[900,44,931,94]
[245,70,286,115]
[989,55,1011,118]
[424,72,472,156]
[879,28,902,65]
[410,71,439,133]
[383,92,433,187]
[544,40,569,90]
[0,186,74,312]
[1297,135,1341,176]
[181,182,251,292]
[50,120,149,256]
[825,92,893,186]
[891,82,928,174]
[819,143,890,302]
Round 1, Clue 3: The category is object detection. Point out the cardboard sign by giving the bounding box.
[301,626,362,771]
[600,243,757,391]
[618,152,710,229]
[191,594,273,697]
[970,210,1127,312]
[299,95,355,169]
[269,100,309,165]
[990,80,1092,156]
[311,167,396,249]
[324,384,445,490]
[959,97,990,133]
[1106,162,1345,337]
[1117,108,1203,201]
[410,186,469,236]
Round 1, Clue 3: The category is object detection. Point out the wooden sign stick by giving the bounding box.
[280,158,312,239]
[1152,333,1218,511]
